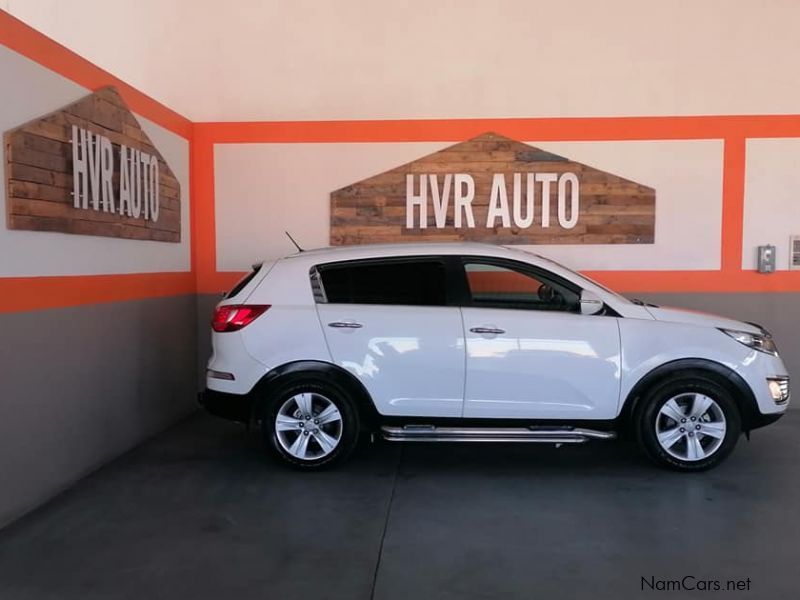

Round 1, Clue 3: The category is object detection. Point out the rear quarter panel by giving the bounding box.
[240,259,332,376]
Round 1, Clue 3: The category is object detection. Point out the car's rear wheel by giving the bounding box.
[635,373,741,471]
[262,379,359,469]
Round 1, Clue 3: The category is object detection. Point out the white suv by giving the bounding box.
[201,242,790,471]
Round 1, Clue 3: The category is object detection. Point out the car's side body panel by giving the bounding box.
[461,308,622,419]
[317,304,466,416]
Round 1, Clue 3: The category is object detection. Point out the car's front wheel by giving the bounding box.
[262,379,360,469]
[635,373,742,471]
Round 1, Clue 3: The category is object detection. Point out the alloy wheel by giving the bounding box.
[655,393,727,461]
[275,393,343,461]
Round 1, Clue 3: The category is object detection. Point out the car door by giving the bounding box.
[458,258,621,420]
[315,256,466,417]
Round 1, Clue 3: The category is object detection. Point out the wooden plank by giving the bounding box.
[144,208,180,232]
[9,214,180,243]
[8,162,73,189]
[160,195,180,212]
[19,120,71,144]
[68,95,125,133]
[426,150,519,163]
[7,141,70,172]
[17,131,70,157]
[9,180,70,203]
[10,197,180,231]
[121,123,151,145]
[585,204,655,215]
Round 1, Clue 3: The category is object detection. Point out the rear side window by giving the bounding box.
[225,264,262,299]
[318,259,447,306]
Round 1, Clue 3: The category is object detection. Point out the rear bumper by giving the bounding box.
[198,389,253,424]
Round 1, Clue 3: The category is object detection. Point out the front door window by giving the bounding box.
[463,262,578,312]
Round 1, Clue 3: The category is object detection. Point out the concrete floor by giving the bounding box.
[0,413,798,600]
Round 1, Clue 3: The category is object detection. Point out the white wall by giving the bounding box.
[214,142,449,270]
[0,45,191,277]
[743,139,800,271]
[214,140,723,272]
[7,0,800,122]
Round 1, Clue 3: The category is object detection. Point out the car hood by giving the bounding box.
[644,305,761,333]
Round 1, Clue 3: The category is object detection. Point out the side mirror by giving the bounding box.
[579,290,604,315]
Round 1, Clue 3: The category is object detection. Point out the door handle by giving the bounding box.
[470,326,505,335]
[328,321,363,329]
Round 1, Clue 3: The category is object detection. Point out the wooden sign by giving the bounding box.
[4,86,180,242]
[331,132,655,246]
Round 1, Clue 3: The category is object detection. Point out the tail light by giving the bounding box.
[212,304,270,332]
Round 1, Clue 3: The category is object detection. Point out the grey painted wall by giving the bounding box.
[0,295,198,528]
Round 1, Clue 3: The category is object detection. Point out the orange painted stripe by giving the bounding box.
[0,10,191,139]
[720,138,746,272]
[191,126,217,291]
[0,272,195,313]
[196,115,800,144]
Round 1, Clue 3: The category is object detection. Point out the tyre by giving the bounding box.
[634,372,741,471]
[261,379,360,469]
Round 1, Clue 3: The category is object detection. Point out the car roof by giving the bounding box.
[280,241,528,263]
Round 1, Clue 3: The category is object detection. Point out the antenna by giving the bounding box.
[285,231,304,252]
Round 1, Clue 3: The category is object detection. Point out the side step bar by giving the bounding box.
[380,425,616,444]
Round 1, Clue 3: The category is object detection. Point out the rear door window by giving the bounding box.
[318,259,447,306]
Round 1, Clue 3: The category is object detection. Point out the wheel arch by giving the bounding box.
[249,360,381,428]
[621,358,760,431]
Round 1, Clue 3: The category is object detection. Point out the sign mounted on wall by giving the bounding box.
[4,86,180,242]
[330,132,655,246]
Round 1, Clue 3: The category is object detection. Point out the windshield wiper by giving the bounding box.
[631,298,659,308]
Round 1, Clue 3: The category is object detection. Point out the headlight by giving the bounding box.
[720,328,778,356]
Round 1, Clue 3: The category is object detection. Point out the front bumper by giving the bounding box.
[736,349,791,416]
[198,389,254,424]
[747,411,784,431]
